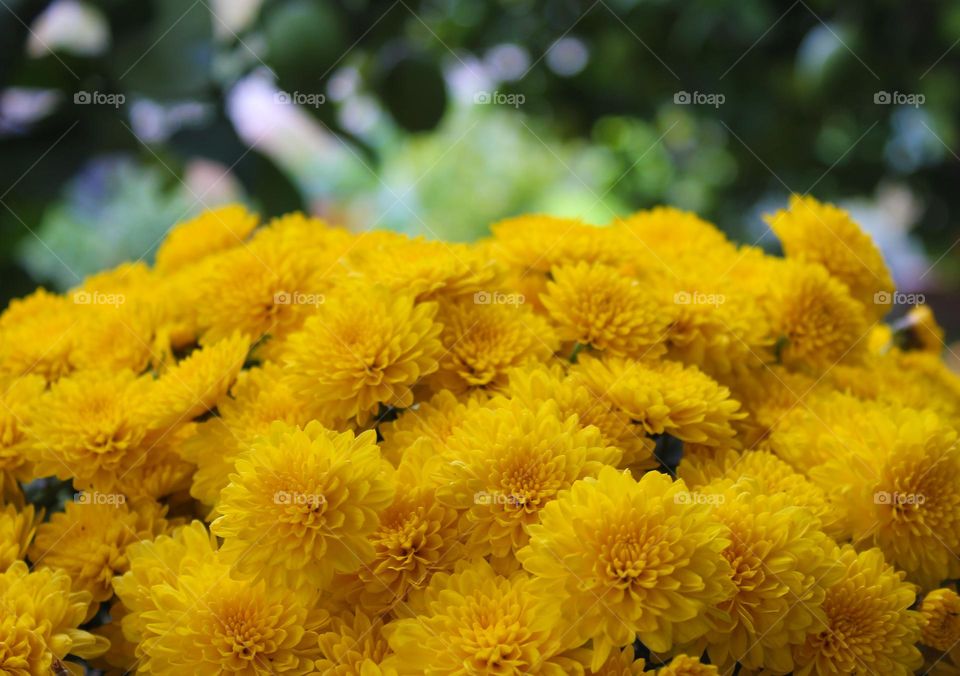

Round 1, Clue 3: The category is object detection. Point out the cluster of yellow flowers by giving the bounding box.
[2,196,960,674]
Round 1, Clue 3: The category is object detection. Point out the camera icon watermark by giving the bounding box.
[873,291,925,306]
[473,90,525,108]
[274,90,326,108]
[874,90,925,108]
[73,290,125,307]
[674,90,725,108]
[74,90,125,109]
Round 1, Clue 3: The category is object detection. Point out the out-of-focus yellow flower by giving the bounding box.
[283,285,442,422]
[491,214,625,274]
[920,587,960,655]
[212,421,395,591]
[519,467,734,670]
[154,204,259,273]
[0,374,45,481]
[766,194,894,318]
[0,502,38,571]
[792,545,922,676]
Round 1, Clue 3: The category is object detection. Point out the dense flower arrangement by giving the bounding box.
[2,196,959,674]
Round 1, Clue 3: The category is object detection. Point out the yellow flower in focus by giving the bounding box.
[920,587,960,653]
[766,195,894,318]
[0,561,109,675]
[540,262,669,358]
[518,468,734,669]
[212,421,395,591]
[316,609,396,675]
[383,558,571,675]
[793,546,922,676]
[154,204,259,273]
[28,497,174,610]
[440,399,619,558]
[765,260,869,370]
[0,502,38,571]
[574,355,744,447]
[283,286,442,422]
[427,296,559,393]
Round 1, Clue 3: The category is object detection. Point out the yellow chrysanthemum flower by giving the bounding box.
[0,289,80,381]
[0,502,38,571]
[657,654,720,675]
[811,406,960,589]
[613,206,737,265]
[0,561,109,675]
[685,482,841,673]
[574,354,744,447]
[212,421,395,590]
[504,363,655,470]
[28,497,174,610]
[440,399,619,558]
[316,609,397,675]
[426,296,558,392]
[764,260,869,370]
[283,285,442,422]
[540,261,668,358]
[793,545,922,676]
[154,204,259,273]
[921,587,960,654]
[491,214,625,274]
[0,374,45,480]
[518,467,734,669]
[766,194,894,318]
[383,558,572,675]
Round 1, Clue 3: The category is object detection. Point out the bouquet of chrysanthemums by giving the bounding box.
[2,196,959,675]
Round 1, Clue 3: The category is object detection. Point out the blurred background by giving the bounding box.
[1,0,959,331]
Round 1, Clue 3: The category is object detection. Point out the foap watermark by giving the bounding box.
[74,90,125,108]
[674,90,725,108]
[674,291,725,307]
[274,291,325,307]
[474,291,525,306]
[274,490,326,508]
[874,291,925,306]
[274,90,326,108]
[874,491,925,506]
[474,490,528,506]
[674,491,725,506]
[73,290,125,307]
[874,91,925,108]
[473,90,525,108]
[75,491,126,508]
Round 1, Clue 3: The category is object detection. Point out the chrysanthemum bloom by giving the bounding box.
[685,482,842,673]
[439,399,620,558]
[0,374,45,480]
[505,363,655,470]
[426,296,558,392]
[180,363,313,508]
[378,388,490,466]
[920,587,960,655]
[540,262,668,358]
[0,561,109,674]
[491,214,626,274]
[613,207,738,264]
[28,498,174,610]
[810,406,960,589]
[0,289,80,381]
[383,558,572,675]
[283,285,442,422]
[361,237,499,302]
[678,447,841,537]
[518,468,734,670]
[154,204,259,273]
[28,369,155,490]
[574,354,744,447]
[0,502,38,571]
[134,558,327,674]
[353,448,462,611]
[316,609,397,675]
[657,654,720,675]
[764,260,869,371]
[213,421,395,591]
[563,644,646,675]
[792,546,922,676]
[766,194,894,319]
